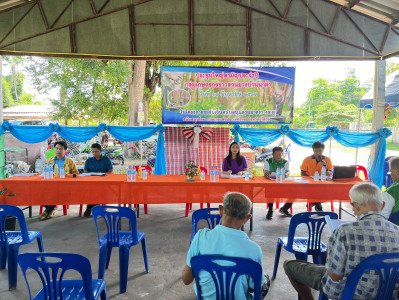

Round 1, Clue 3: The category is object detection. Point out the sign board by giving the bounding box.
[161,66,295,124]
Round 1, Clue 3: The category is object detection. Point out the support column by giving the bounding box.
[0,56,4,179]
[370,60,386,167]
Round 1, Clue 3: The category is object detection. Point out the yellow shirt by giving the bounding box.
[301,155,332,176]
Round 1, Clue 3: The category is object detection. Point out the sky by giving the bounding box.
[2,57,399,108]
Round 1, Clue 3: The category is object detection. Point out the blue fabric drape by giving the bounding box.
[231,125,391,188]
[0,121,167,175]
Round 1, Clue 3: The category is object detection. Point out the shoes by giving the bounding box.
[266,210,273,220]
[279,208,292,217]
[84,206,93,217]
[314,203,323,212]
[39,209,58,221]
[39,211,48,221]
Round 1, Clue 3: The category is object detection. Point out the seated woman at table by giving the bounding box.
[40,141,79,221]
[222,142,248,175]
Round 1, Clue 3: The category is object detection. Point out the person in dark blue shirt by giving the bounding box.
[83,143,113,217]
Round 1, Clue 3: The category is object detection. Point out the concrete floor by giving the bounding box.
[0,202,354,300]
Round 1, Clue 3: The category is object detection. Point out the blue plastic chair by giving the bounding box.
[389,211,399,225]
[92,205,149,293]
[272,212,338,280]
[0,204,44,290]
[191,208,221,241]
[18,252,108,300]
[384,156,393,188]
[340,252,399,299]
[191,255,263,300]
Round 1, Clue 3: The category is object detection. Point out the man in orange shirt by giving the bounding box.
[301,141,333,211]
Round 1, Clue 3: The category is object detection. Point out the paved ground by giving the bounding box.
[0,202,355,300]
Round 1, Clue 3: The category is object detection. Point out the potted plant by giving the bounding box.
[185,161,199,182]
[0,188,17,231]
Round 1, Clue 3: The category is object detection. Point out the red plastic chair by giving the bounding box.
[350,165,369,180]
[185,167,209,217]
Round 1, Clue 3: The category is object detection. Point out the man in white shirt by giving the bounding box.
[381,156,399,222]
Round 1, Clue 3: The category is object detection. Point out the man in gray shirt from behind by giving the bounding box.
[284,182,399,299]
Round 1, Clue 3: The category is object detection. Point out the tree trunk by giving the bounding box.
[127,60,146,126]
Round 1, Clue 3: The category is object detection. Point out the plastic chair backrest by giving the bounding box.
[92,205,139,246]
[384,156,393,188]
[191,255,262,300]
[389,211,399,225]
[18,252,95,300]
[135,165,152,175]
[192,208,221,236]
[0,205,29,244]
[286,212,338,254]
[341,252,399,299]
[350,165,369,180]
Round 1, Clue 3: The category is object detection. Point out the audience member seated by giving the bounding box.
[40,141,78,221]
[182,192,270,299]
[283,182,399,300]
[381,156,399,224]
[264,146,292,219]
[300,141,332,212]
[222,142,248,175]
[83,143,113,217]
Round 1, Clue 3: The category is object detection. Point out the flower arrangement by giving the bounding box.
[185,160,199,182]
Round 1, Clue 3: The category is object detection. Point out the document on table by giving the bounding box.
[221,174,253,179]
[12,173,37,177]
[325,215,352,233]
[79,172,107,176]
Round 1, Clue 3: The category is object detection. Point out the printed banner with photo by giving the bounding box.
[161,66,295,124]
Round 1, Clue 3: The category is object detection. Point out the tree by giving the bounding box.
[25,58,130,123]
[1,78,13,108]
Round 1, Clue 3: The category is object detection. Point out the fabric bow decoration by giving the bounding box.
[182,126,213,149]
[379,128,392,139]
[279,125,290,135]
[326,126,339,137]
[156,124,165,133]
[98,123,108,132]
[2,121,12,131]
[230,124,241,143]
[49,123,61,132]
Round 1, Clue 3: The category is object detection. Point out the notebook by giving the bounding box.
[332,166,356,180]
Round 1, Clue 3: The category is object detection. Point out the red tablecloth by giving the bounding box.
[0,175,361,206]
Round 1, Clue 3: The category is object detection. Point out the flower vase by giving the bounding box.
[186,174,195,182]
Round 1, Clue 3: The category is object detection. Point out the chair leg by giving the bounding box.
[290,206,293,214]
[330,201,334,212]
[320,252,327,265]
[36,236,44,253]
[105,247,113,269]
[79,205,83,217]
[272,242,282,280]
[7,245,19,290]
[98,245,108,280]
[39,206,43,215]
[185,204,190,217]
[0,246,6,269]
[100,289,108,300]
[200,203,203,209]
[207,203,210,208]
[276,202,280,209]
[119,245,130,293]
[141,238,149,273]
[144,204,148,214]
[307,202,312,212]
[63,205,68,215]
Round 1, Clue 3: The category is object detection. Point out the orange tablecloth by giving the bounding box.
[0,175,361,206]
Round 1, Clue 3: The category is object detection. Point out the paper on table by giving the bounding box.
[293,177,309,183]
[12,173,37,177]
[79,172,106,176]
[220,173,253,179]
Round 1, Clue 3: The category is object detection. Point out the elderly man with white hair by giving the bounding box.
[182,192,270,299]
[284,182,399,300]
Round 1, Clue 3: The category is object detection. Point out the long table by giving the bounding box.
[0,175,361,230]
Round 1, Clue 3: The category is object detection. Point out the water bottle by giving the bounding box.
[127,165,133,182]
[245,170,250,181]
[60,167,65,179]
[281,167,285,183]
[49,163,53,179]
[44,163,49,179]
[142,168,148,180]
[321,166,326,182]
[214,166,219,182]
[132,166,137,182]
[210,166,215,182]
[200,170,205,181]
[314,171,320,181]
[276,167,281,183]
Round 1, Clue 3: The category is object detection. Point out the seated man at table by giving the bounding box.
[381,156,399,223]
[40,141,79,221]
[182,192,270,299]
[300,141,333,212]
[284,182,399,300]
[264,146,292,219]
[83,143,113,217]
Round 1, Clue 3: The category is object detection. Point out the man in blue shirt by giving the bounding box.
[83,143,113,217]
[182,192,270,299]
